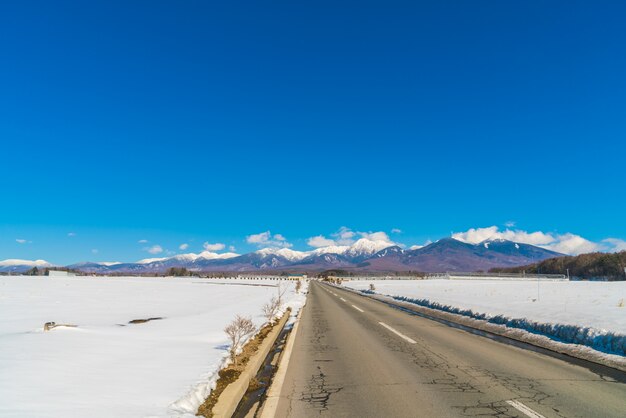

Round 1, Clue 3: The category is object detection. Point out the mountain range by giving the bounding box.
[0,238,563,274]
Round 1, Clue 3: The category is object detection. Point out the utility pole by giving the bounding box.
[537,265,541,302]
[537,275,540,302]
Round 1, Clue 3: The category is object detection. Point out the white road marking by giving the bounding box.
[352,304,364,312]
[506,400,546,418]
[259,308,304,418]
[378,322,416,344]
[340,297,347,302]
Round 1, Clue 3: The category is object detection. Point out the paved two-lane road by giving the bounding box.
[272,281,626,417]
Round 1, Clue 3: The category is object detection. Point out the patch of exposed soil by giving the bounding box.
[128,317,163,324]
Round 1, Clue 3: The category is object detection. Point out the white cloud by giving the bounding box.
[307,227,396,249]
[203,242,225,251]
[542,234,602,255]
[505,221,516,228]
[360,231,393,243]
[307,235,336,248]
[138,239,148,244]
[391,228,402,234]
[179,243,189,250]
[15,239,28,244]
[452,226,554,246]
[229,245,236,252]
[67,232,76,237]
[91,249,99,254]
[246,231,270,244]
[602,238,626,253]
[332,226,356,245]
[408,240,432,251]
[451,226,604,256]
[246,231,292,248]
[146,245,163,254]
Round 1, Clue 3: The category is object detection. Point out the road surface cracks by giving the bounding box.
[277,285,625,418]
[288,305,344,414]
[299,365,343,412]
[315,287,566,417]
[380,328,569,417]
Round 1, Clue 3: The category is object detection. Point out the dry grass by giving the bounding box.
[196,321,276,417]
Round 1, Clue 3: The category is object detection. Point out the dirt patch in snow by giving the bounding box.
[128,317,163,324]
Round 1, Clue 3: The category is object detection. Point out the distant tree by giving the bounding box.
[166,267,189,277]
[25,267,39,276]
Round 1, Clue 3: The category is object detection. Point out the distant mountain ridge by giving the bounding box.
[0,259,54,273]
[0,237,563,274]
[359,238,563,273]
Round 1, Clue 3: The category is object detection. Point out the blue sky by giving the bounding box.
[1,1,625,264]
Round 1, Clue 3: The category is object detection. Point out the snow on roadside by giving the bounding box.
[344,279,626,356]
[170,277,308,415]
[0,276,307,417]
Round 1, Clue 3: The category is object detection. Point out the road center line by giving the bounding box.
[505,400,546,418]
[352,304,364,312]
[340,297,347,302]
[378,322,416,344]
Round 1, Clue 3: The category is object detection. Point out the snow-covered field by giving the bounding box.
[0,275,307,417]
[344,279,626,354]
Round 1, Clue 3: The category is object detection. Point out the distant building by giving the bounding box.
[47,270,77,277]
[287,274,307,280]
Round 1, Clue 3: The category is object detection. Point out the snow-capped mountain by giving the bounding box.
[0,259,54,273]
[136,251,239,265]
[60,239,395,273]
[136,257,168,264]
[253,240,393,262]
[381,238,563,272]
[5,237,564,275]
[174,251,239,262]
[254,248,309,262]
[309,245,350,256]
[342,238,396,261]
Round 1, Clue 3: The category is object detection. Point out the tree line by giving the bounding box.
[490,251,626,281]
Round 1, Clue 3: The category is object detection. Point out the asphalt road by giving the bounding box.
[272,281,626,417]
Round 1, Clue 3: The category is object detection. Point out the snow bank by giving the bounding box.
[345,279,626,356]
[0,276,307,417]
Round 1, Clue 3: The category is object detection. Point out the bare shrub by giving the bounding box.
[369,283,376,292]
[224,315,256,365]
[295,279,302,294]
[262,296,281,325]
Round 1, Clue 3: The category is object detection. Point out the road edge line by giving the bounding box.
[209,312,290,417]
[335,284,626,376]
[259,303,306,418]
